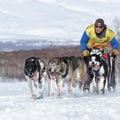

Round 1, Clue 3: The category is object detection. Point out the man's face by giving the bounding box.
[95,23,104,34]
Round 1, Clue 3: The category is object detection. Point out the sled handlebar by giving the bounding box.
[91,43,112,50]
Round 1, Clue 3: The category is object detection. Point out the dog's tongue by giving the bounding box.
[92,63,99,70]
[92,64,96,67]
[50,72,56,80]
[31,75,39,82]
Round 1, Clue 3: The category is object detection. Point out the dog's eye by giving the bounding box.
[89,58,92,61]
[52,64,56,67]
[95,57,99,61]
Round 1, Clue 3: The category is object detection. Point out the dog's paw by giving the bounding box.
[34,95,43,99]
[62,83,65,87]
[34,92,44,99]
[79,82,83,90]
[32,94,37,98]
[51,92,54,96]
[100,88,105,94]
[68,89,73,94]
[83,85,90,93]
[32,92,44,99]
[39,84,42,89]
[108,86,115,92]
[72,83,76,88]
[83,89,89,93]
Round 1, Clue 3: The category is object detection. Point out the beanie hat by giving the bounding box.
[95,18,104,26]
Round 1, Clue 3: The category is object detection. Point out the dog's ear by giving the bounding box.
[96,51,102,57]
[99,52,102,57]
[25,59,28,65]
[48,60,51,63]
[58,59,62,64]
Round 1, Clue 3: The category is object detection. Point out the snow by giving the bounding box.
[0,81,120,120]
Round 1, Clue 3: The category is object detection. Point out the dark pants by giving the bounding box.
[83,56,94,91]
[108,54,116,91]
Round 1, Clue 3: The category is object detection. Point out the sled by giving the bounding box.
[108,53,116,91]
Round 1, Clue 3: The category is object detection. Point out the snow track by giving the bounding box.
[0,82,120,120]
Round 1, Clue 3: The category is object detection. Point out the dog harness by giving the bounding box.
[56,61,69,78]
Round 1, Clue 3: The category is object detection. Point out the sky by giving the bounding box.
[0,0,120,43]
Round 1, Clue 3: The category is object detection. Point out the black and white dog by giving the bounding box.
[88,49,109,94]
[24,57,47,99]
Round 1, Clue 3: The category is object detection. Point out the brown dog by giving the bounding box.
[47,56,86,96]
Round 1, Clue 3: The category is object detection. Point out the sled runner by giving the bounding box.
[108,52,116,91]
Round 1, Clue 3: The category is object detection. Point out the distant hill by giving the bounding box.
[0,45,82,81]
[0,45,120,83]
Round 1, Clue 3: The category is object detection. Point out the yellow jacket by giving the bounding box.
[86,24,114,49]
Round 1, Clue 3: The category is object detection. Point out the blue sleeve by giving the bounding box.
[110,37,119,49]
[80,31,89,51]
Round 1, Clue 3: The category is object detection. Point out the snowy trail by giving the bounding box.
[0,82,120,120]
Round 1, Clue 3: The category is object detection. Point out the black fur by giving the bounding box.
[89,54,108,77]
[24,57,41,84]
[88,53,109,94]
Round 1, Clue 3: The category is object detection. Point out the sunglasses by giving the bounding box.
[95,25,103,28]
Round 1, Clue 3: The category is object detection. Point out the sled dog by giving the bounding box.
[47,56,86,96]
[24,57,47,98]
[88,48,109,94]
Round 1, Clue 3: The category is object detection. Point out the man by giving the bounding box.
[80,18,119,91]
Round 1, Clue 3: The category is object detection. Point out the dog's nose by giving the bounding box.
[92,62,94,65]
[48,68,51,72]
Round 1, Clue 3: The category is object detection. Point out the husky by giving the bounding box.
[24,57,47,99]
[47,56,86,96]
[88,48,109,94]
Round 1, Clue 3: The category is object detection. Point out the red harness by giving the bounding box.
[102,54,109,61]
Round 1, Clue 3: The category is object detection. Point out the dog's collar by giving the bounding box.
[62,63,69,78]
[56,62,69,78]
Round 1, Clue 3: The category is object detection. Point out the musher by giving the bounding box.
[80,18,119,91]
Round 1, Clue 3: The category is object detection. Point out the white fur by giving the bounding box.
[89,54,108,94]
[25,59,48,98]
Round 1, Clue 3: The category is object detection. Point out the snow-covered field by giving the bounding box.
[0,81,120,120]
